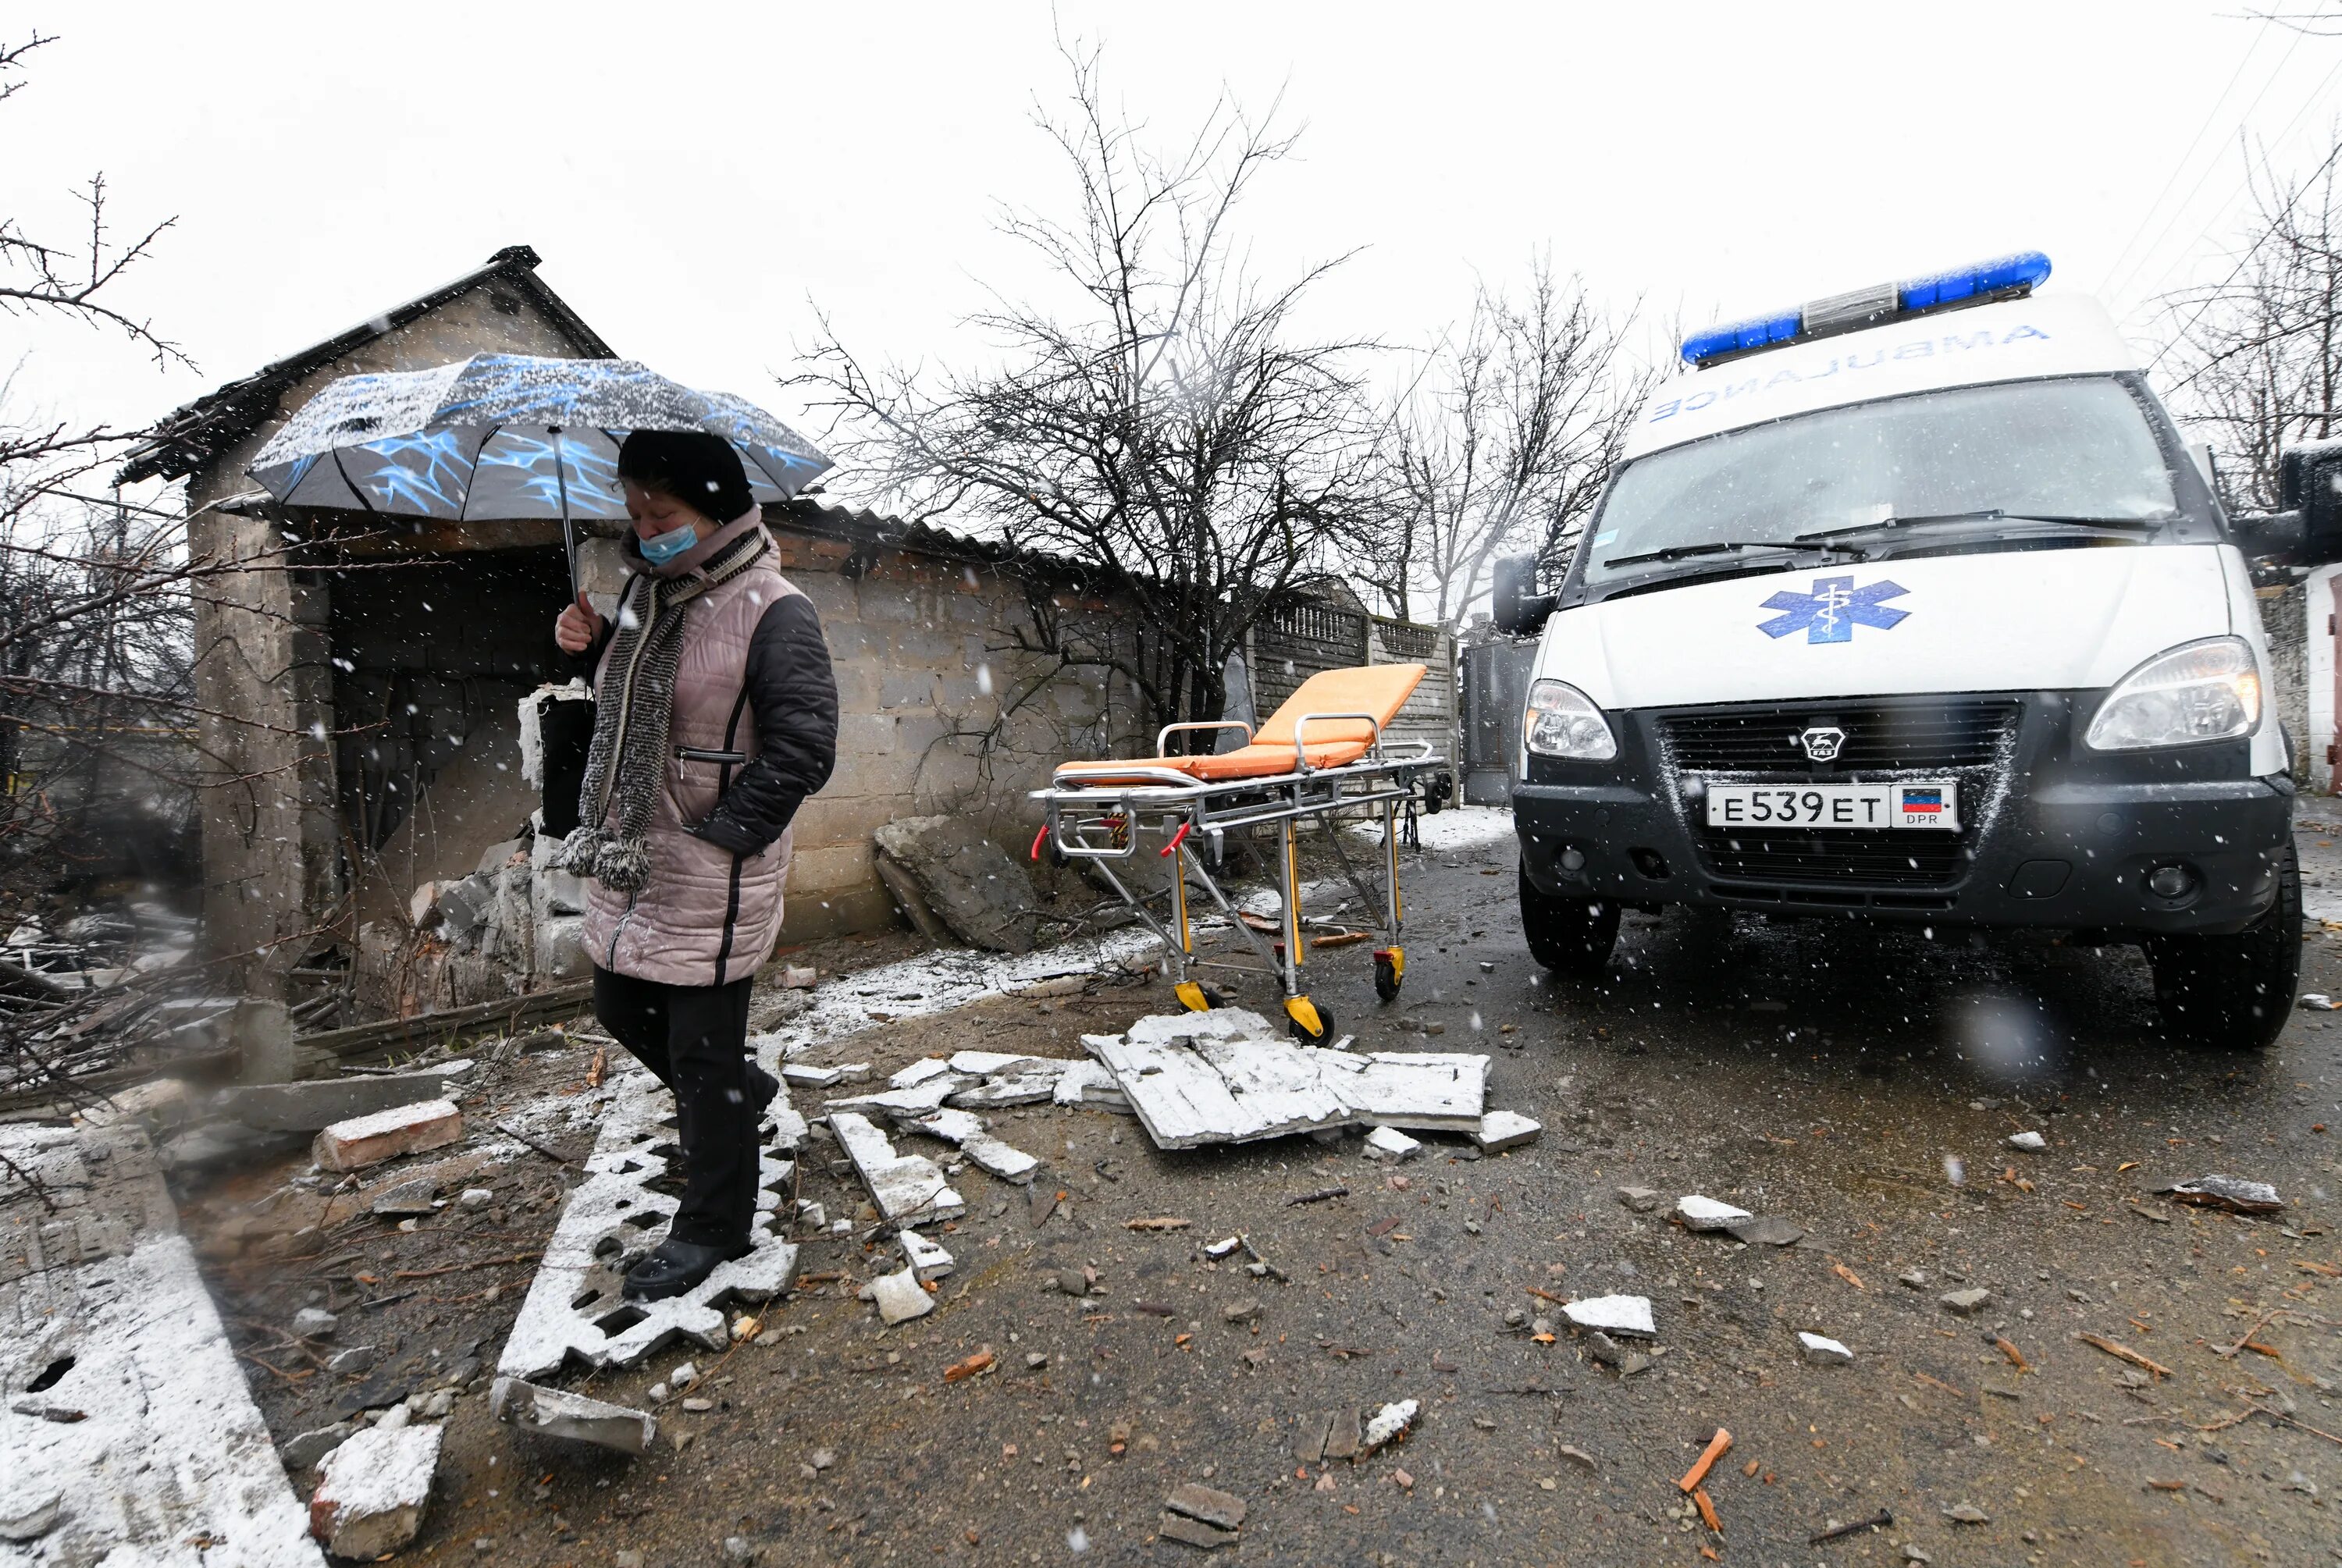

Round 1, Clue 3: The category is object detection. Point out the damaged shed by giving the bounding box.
[124,246,1457,1029]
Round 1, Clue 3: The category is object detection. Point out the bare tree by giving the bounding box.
[1355,260,1648,628]
[2155,133,2342,510]
[788,38,1381,736]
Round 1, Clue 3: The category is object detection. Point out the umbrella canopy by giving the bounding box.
[245,354,831,521]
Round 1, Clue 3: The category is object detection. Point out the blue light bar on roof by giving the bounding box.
[1678,250,2053,367]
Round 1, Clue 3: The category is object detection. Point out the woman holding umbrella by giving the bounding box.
[554,429,838,1301]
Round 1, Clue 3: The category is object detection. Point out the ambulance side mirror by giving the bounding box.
[1492,555,1556,637]
[2277,440,2342,564]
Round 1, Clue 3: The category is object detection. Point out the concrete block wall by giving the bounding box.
[2260,581,2310,783]
[767,533,1143,942]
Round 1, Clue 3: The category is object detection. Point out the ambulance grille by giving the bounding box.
[1661,699,2020,773]
[1693,829,1970,887]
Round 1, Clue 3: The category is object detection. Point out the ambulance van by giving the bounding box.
[1494,251,2340,1051]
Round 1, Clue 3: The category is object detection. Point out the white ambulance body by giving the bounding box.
[1499,253,2311,1049]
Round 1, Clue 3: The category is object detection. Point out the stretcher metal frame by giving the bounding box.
[1030,713,1445,1040]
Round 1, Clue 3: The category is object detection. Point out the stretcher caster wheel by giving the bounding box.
[1284,995,1333,1043]
[1372,946,1404,1004]
[1174,980,1227,1012]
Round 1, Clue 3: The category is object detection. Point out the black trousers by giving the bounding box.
[591,965,762,1250]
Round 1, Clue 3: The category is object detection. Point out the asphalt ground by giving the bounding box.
[190,809,2341,1567]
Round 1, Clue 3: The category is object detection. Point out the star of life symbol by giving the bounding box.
[1757,575,1910,644]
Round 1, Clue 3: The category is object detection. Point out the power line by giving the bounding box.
[2098,14,2278,294]
[2106,16,2312,305]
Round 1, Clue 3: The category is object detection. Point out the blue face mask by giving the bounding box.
[637,521,699,565]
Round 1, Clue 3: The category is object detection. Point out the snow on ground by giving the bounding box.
[756,928,1159,1062]
[1348,803,1515,855]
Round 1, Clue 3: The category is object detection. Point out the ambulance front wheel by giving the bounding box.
[2145,841,2300,1052]
[1520,865,1619,980]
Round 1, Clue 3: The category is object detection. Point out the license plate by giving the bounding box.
[1704,781,1959,831]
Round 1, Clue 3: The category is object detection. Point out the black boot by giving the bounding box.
[623,1236,750,1302]
[750,1064,781,1120]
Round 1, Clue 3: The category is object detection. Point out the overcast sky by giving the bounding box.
[11,2,2341,507]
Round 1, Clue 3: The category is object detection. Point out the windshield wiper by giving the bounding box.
[1796,509,2170,544]
[1604,538,1869,569]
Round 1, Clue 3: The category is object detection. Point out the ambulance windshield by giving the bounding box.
[1586,377,2180,586]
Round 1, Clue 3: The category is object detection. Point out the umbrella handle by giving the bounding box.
[553,427,581,599]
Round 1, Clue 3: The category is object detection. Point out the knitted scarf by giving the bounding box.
[557,530,768,894]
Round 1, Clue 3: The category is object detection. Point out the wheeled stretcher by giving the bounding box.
[1029,663,1444,1042]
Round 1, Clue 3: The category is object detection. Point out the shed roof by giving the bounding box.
[117,244,613,485]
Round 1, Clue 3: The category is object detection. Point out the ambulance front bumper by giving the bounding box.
[1512,690,2294,937]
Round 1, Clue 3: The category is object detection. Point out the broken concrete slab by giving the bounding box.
[309,1421,440,1559]
[1561,1294,1656,1338]
[829,1111,965,1224]
[1052,1058,1132,1111]
[1292,1411,1333,1463]
[2006,1130,2047,1152]
[311,1098,463,1172]
[1158,1513,1237,1551]
[292,1307,340,1339]
[900,1107,1040,1184]
[947,1051,1054,1077]
[368,1177,441,1218]
[1938,1287,1991,1315]
[861,1264,935,1325]
[1165,1483,1247,1531]
[1323,1406,1363,1461]
[497,1073,798,1383]
[282,1424,357,1472]
[1724,1216,1806,1247]
[822,1079,966,1119]
[781,1062,869,1089]
[1616,1186,1660,1213]
[899,1228,955,1282]
[1,1116,323,1564]
[1363,1126,1422,1162]
[1798,1332,1854,1366]
[947,1072,1065,1109]
[891,1058,957,1090]
[1087,1015,1486,1149]
[1473,1111,1541,1151]
[489,1376,656,1456]
[1675,1194,1753,1232]
[874,816,1040,952]
[212,1068,471,1134]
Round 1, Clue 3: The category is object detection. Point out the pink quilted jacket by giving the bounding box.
[580,518,812,987]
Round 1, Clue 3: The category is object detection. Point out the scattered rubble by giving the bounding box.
[1161,1482,1247,1548]
[1363,1125,1422,1162]
[1473,1111,1541,1151]
[489,1378,657,1456]
[874,816,1040,952]
[899,1106,1041,1182]
[1675,1194,1753,1232]
[2006,1130,2047,1152]
[900,1228,955,1282]
[1724,1216,1806,1246]
[291,1307,340,1339]
[2156,1174,2284,1214]
[830,1111,966,1223]
[309,1423,441,1559]
[863,1265,936,1325]
[1939,1288,1992,1316]
[1798,1332,1854,1366]
[1562,1294,1656,1338]
[1358,1399,1418,1457]
[213,1065,472,1133]
[311,1098,463,1172]
[1615,1186,1660,1213]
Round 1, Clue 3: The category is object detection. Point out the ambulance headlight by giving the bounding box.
[1525,679,1618,761]
[2084,636,2262,751]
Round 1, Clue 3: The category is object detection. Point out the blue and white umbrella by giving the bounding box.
[246,354,832,584]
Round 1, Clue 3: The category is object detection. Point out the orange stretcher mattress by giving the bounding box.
[1052,663,1427,785]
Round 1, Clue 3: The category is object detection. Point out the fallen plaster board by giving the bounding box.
[1084,1026,1487,1150]
[497,1072,797,1384]
[0,1120,324,1568]
[828,1111,965,1224]
[945,1072,1062,1109]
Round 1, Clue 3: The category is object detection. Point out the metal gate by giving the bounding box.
[1459,637,1538,806]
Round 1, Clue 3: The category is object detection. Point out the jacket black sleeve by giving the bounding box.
[692,593,839,855]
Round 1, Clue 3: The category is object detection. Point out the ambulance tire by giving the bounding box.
[2146,842,2301,1053]
[1519,865,1620,980]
